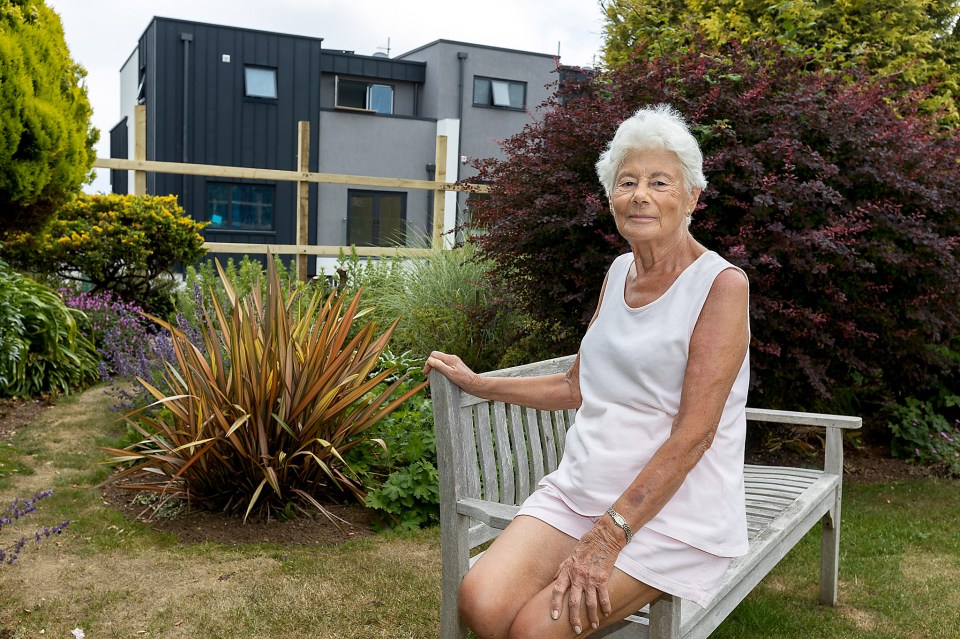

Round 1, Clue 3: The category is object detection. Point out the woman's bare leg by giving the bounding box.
[458,515,577,638]
[458,515,662,639]
[509,570,661,638]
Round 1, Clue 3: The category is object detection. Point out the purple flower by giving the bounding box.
[940,431,955,443]
[0,492,66,569]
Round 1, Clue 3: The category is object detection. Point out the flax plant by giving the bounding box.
[103,259,425,522]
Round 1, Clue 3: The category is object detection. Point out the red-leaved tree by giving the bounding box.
[468,40,960,417]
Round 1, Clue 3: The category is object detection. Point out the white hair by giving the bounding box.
[595,104,708,198]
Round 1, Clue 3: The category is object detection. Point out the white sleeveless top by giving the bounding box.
[539,250,750,556]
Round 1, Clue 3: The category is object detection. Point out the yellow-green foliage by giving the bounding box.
[601,0,960,120]
[1,193,207,315]
[0,0,97,234]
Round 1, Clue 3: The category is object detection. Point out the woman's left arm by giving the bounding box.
[551,267,750,631]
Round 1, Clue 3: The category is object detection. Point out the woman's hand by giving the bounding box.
[423,351,484,395]
[550,523,624,634]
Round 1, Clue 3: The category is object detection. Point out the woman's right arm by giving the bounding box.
[423,351,582,411]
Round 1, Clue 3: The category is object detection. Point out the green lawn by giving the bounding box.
[714,480,960,638]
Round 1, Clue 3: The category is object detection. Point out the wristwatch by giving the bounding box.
[606,507,633,544]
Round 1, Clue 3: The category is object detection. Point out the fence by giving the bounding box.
[91,105,489,280]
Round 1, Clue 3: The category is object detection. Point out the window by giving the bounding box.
[335,77,394,114]
[473,77,525,109]
[244,66,277,99]
[347,190,406,246]
[206,182,275,231]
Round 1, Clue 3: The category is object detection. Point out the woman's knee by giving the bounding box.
[458,568,514,637]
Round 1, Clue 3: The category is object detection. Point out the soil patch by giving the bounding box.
[99,479,379,546]
[0,395,53,440]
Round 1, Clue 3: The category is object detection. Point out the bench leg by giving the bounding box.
[649,594,680,638]
[820,427,843,606]
[819,498,840,605]
[440,516,471,639]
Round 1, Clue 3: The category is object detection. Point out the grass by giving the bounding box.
[1,386,958,638]
[713,480,960,638]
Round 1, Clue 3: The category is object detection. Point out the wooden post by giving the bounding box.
[432,135,448,249]
[133,104,147,195]
[296,121,310,282]
[819,426,843,605]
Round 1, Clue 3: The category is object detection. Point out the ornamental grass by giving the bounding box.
[102,258,425,522]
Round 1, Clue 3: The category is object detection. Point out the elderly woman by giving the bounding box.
[424,104,750,638]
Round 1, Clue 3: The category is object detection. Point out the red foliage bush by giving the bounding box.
[468,40,960,415]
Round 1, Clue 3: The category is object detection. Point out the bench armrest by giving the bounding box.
[457,498,521,530]
[747,408,860,477]
[746,407,861,430]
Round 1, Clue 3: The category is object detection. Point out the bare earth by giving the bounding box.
[0,394,946,547]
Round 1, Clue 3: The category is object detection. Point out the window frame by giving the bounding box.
[244,65,278,100]
[334,76,395,114]
[205,181,276,232]
[346,189,407,247]
[472,76,526,110]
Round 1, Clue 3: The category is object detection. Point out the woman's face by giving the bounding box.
[610,148,700,249]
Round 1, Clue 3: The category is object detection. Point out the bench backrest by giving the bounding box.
[432,356,576,522]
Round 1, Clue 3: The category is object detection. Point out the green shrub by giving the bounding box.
[338,243,533,372]
[345,350,438,529]
[175,254,309,328]
[888,391,960,475]
[470,38,960,417]
[0,260,98,397]
[102,258,426,522]
[1,193,207,318]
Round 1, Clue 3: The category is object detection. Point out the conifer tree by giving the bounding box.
[0,0,97,235]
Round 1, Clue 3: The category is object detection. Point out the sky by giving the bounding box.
[45,0,608,194]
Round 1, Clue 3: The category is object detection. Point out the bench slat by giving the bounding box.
[474,405,499,501]
[491,402,516,504]
[538,408,559,473]
[524,406,547,483]
[552,410,568,462]
[745,464,824,478]
[508,403,532,501]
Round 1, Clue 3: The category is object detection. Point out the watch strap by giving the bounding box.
[606,507,633,544]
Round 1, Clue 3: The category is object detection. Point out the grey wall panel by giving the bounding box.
[316,113,437,246]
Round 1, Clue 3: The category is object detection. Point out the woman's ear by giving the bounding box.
[689,187,702,212]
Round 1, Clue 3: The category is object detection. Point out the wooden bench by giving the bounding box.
[431,355,862,638]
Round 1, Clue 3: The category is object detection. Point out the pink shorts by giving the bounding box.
[516,485,731,608]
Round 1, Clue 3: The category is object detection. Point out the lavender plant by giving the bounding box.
[61,290,152,380]
[0,489,70,567]
[59,289,204,413]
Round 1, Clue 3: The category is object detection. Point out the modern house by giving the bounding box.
[110,17,580,273]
